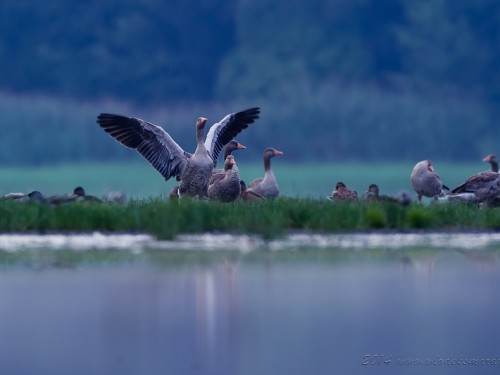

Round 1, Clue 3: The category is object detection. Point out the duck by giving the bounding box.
[363,184,412,205]
[48,186,102,205]
[246,147,283,199]
[327,182,358,201]
[410,160,446,203]
[97,108,260,198]
[483,154,498,172]
[207,155,241,202]
[72,186,102,202]
[1,191,46,203]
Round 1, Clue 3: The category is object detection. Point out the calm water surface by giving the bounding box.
[0,233,499,375]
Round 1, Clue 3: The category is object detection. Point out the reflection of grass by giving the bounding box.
[0,197,497,240]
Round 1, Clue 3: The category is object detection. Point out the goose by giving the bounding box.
[483,154,498,172]
[246,147,283,199]
[448,169,500,206]
[410,160,446,203]
[327,182,358,201]
[239,180,263,201]
[207,155,241,202]
[97,107,260,198]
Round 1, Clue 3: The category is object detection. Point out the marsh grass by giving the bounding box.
[0,197,497,240]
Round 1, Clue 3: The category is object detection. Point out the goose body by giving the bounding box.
[449,170,500,206]
[240,180,263,201]
[97,108,260,198]
[410,160,444,203]
[247,148,283,199]
[207,155,241,202]
[208,140,246,185]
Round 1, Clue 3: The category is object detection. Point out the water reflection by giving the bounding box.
[0,241,499,374]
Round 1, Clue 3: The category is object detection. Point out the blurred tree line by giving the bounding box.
[0,0,499,165]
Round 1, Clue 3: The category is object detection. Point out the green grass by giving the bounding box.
[1,197,499,240]
[1,161,496,240]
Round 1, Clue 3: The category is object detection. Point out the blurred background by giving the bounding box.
[0,0,499,198]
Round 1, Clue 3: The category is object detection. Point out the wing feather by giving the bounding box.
[204,107,260,166]
[97,113,189,181]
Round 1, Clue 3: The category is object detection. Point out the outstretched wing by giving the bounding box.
[97,113,190,181]
[204,107,260,166]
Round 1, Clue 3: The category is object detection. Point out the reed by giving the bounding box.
[0,197,496,240]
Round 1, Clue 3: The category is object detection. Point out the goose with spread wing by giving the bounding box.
[97,107,260,198]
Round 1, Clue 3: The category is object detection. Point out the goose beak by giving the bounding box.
[237,142,246,150]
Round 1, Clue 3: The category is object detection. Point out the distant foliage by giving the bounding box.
[0,0,498,164]
[0,0,235,102]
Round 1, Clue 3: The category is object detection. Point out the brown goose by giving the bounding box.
[97,108,260,198]
[207,155,241,202]
[246,147,283,199]
[483,154,498,172]
[448,168,500,206]
[410,160,445,203]
[327,182,358,201]
[239,180,263,201]
[208,140,246,182]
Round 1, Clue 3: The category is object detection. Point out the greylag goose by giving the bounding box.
[410,160,445,203]
[207,140,246,183]
[246,147,283,199]
[327,182,358,201]
[483,154,498,172]
[97,108,260,198]
[363,184,412,205]
[448,168,500,206]
[207,155,241,202]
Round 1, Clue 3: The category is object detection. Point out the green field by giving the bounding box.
[0,161,488,200]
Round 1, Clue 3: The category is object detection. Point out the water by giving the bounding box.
[0,233,499,375]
